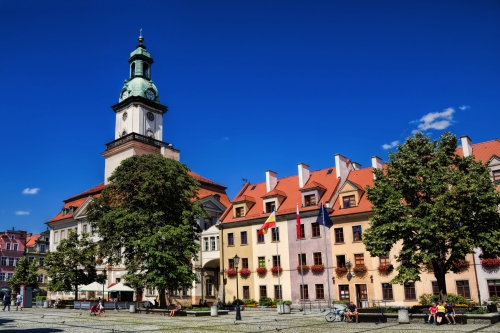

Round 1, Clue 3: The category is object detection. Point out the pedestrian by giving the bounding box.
[15,293,22,311]
[2,292,11,311]
[98,300,106,317]
[345,301,359,323]
[427,302,438,324]
[445,302,456,325]
[436,301,446,325]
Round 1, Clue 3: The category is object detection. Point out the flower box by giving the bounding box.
[335,266,348,275]
[452,259,470,273]
[225,268,237,277]
[297,265,310,273]
[239,268,251,277]
[481,258,500,268]
[377,264,393,275]
[256,267,267,275]
[271,266,283,274]
[310,264,325,273]
[353,265,367,275]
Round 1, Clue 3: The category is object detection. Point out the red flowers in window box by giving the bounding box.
[256,267,267,275]
[335,266,348,275]
[310,264,325,273]
[297,265,310,273]
[239,269,251,277]
[225,268,237,277]
[452,259,470,273]
[481,258,500,268]
[353,265,367,275]
[377,264,393,275]
[271,266,283,274]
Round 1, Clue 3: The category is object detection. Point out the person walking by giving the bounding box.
[97,300,106,317]
[2,292,11,311]
[15,293,22,311]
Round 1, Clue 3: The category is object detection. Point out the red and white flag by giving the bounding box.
[296,204,302,239]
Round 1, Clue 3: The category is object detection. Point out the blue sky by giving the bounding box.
[1,0,499,233]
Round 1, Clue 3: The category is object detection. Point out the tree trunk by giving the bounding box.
[75,284,78,301]
[433,262,447,301]
[158,289,167,308]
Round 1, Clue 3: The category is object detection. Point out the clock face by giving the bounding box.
[145,89,155,100]
[147,112,155,121]
[122,112,128,121]
[122,90,129,99]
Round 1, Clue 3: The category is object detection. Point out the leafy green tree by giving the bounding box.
[363,132,500,300]
[86,154,206,307]
[7,257,40,293]
[45,232,98,300]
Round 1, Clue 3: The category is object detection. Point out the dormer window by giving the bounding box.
[493,170,500,184]
[235,207,245,217]
[343,195,356,208]
[265,201,276,213]
[62,208,68,216]
[69,206,75,214]
[304,194,316,207]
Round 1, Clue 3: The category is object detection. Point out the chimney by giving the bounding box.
[335,154,349,180]
[297,163,310,188]
[461,135,473,157]
[351,162,362,170]
[265,170,277,192]
[371,156,383,179]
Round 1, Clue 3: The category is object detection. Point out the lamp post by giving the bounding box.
[102,269,107,302]
[233,254,241,320]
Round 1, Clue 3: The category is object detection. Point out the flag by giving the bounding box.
[258,210,276,235]
[296,204,302,239]
[316,202,333,229]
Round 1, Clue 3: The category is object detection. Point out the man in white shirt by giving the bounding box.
[15,294,22,311]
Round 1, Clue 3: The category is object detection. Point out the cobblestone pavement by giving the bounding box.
[1,308,500,332]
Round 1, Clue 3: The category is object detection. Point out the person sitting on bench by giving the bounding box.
[345,301,359,323]
[169,300,181,317]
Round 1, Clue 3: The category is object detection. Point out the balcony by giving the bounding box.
[105,132,172,151]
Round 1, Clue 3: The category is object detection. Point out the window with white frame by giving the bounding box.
[13,244,18,251]
[40,244,46,252]
[203,237,209,251]
[6,243,11,250]
[8,258,14,266]
[55,231,59,243]
[210,237,216,251]
[39,258,44,267]
[7,273,13,280]
[37,275,44,283]
[15,258,19,266]
[11,235,15,240]
[0,273,5,281]
[1,257,6,265]
[61,230,65,240]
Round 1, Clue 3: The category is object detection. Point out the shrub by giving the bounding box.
[446,293,471,305]
[242,299,256,305]
[278,300,292,305]
[35,296,47,301]
[418,293,471,305]
[332,300,349,306]
[232,299,244,305]
[259,296,273,306]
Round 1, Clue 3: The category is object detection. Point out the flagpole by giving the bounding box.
[275,224,281,302]
[297,204,305,313]
[321,202,332,310]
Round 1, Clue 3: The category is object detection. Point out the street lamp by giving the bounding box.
[102,269,107,302]
[233,254,241,321]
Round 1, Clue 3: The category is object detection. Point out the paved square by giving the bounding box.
[1,308,500,332]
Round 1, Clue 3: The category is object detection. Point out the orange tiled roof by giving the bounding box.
[222,167,340,223]
[26,234,40,248]
[261,189,287,198]
[189,171,226,189]
[233,195,256,203]
[300,181,327,191]
[197,187,231,208]
[456,139,500,163]
[332,167,374,217]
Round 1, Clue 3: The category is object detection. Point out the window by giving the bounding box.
[243,286,250,299]
[343,195,356,208]
[272,255,281,268]
[55,231,59,243]
[15,258,19,266]
[147,287,155,295]
[183,287,189,296]
[13,244,18,251]
[204,218,212,230]
[91,225,97,236]
[493,170,500,183]
[7,273,13,280]
[265,201,275,213]
[1,257,6,265]
[404,282,416,300]
[339,285,350,300]
[298,253,307,266]
[382,283,393,300]
[8,258,14,266]
[271,227,279,242]
[257,230,265,243]
[379,254,390,265]
[304,194,316,207]
[0,273,4,281]
[83,225,87,233]
[39,258,44,267]
[311,223,320,238]
[235,207,244,217]
[217,236,219,250]
[315,284,325,299]
[40,244,46,253]
[313,252,323,265]
[37,275,44,283]
[11,235,15,240]
[206,279,213,296]
[352,225,362,242]
[242,258,249,269]
[28,257,34,263]
[61,230,65,240]
[298,224,305,239]
[300,285,309,299]
[336,255,346,268]
[488,280,500,297]
[431,281,439,295]
[456,280,471,298]
[228,259,235,269]
[241,231,248,245]
[354,254,365,266]
[203,237,209,251]
[274,285,282,299]
[6,243,11,250]
[228,233,234,246]
[210,237,216,251]
[259,285,267,298]
[258,257,266,268]
[334,228,344,243]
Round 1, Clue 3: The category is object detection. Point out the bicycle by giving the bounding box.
[325,307,348,322]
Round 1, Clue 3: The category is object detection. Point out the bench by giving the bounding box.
[136,304,185,316]
[422,308,467,324]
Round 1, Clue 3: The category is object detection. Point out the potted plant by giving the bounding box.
[353,265,368,275]
[271,266,283,274]
[277,300,292,314]
[335,266,348,275]
[225,268,237,277]
[481,258,500,268]
[239,268,251,277]
[256,267,267,275]
[377,264,394,275]
[297,265,310,273]
[311,264,325,273]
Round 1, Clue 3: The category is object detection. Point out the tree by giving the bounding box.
[363,132,500,300]
[45,231,98,300]
[7,257,40,293]
[86,154,206,307]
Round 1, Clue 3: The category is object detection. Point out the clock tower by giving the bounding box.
[102,33,180,184]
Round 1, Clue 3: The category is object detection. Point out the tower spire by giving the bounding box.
[138,28,145,48]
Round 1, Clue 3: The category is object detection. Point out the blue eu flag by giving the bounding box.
[316,203,333,229]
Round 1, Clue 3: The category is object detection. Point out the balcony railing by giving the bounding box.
[105,132,172,151]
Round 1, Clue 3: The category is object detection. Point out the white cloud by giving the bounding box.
[15,211,30,215]
[413,107,455,132]
[382,141,399,150]
[22,188,40,195]
[459,105,470,111]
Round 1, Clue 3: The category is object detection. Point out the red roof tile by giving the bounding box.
[261,189,287,198]
[332,168,374,217]
[26,234,40,248]
[300,181,327,191]
[233,195,256,203]
[456,139,500,163]
[189,171,227,189]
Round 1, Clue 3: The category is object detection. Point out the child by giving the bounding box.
[427,302,438,324]
[98,300,106,317]
[436,301,446,325]
[445,302,456,325]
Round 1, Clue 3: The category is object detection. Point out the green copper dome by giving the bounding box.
[119,33,160,104]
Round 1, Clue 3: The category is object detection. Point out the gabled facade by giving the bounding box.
[0,229,27,291]
[25,230,51,291]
